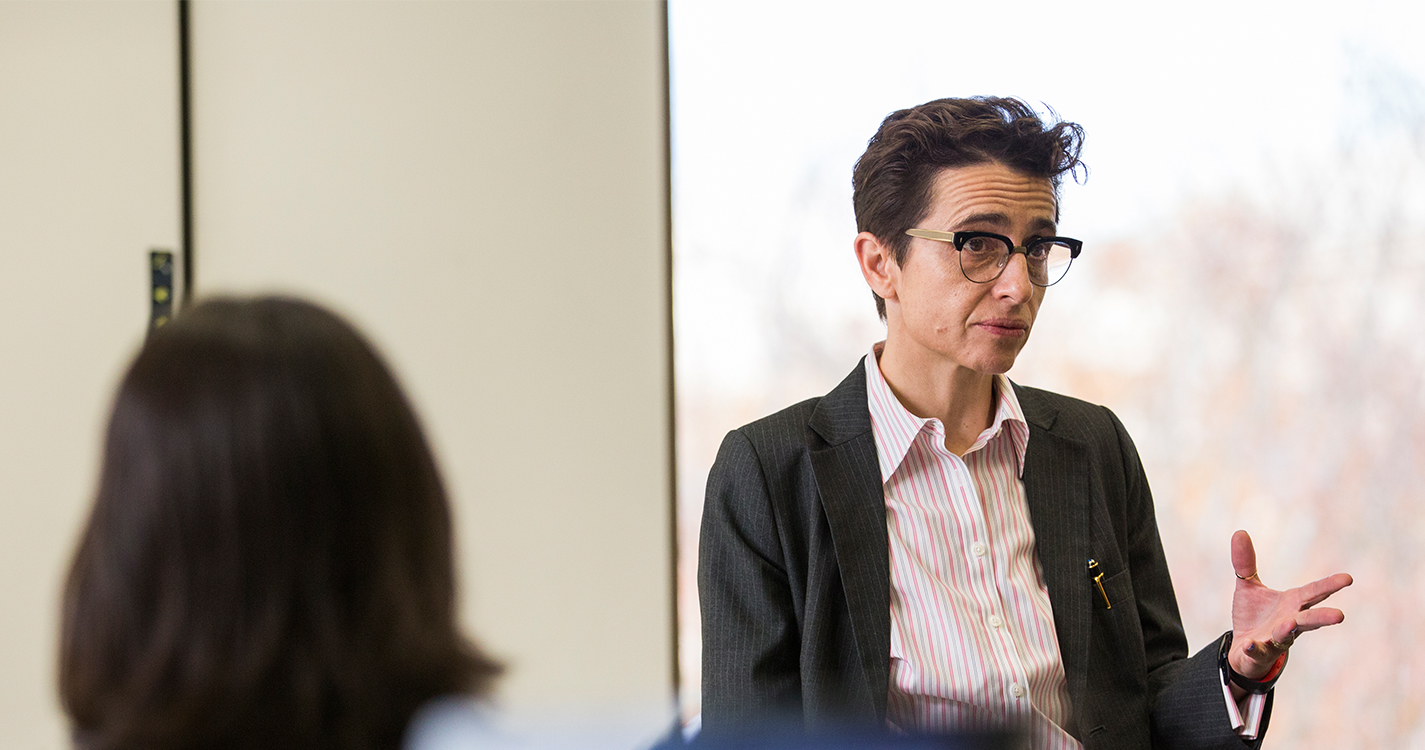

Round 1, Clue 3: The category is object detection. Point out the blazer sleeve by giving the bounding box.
[699,429,802,731]
[1102,408,1270,749]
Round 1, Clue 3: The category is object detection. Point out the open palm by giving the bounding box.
[1228,529,1353,678]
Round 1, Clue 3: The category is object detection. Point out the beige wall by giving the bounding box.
[1,0,672,745]
[0,1,182,746]
[189,0,673,712]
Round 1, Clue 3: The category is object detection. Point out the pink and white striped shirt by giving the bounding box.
[865,344,1264,746]
[866,344,1077,747]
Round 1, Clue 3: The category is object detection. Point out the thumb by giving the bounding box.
[1231,530,1258,581]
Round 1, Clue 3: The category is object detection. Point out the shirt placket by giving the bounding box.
[967,437,1036,720]
[927,423,1028,717]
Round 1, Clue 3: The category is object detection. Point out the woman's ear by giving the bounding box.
[854,231,898,304]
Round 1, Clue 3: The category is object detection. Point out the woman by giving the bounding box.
[59,297,502,750]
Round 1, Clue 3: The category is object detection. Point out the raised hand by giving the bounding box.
[1228,529,1353,679]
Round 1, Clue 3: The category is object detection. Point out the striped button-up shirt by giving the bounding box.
[866,344,1077,747]
[865,344,1265,746]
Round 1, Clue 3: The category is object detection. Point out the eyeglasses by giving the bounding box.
[904,229,1083,287]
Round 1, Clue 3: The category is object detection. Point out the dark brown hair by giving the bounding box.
[852,96,1086,318]
[60,297,501,750]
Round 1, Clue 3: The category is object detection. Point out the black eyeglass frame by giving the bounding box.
[904,228,1083,287]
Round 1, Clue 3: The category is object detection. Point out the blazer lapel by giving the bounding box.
[808,359,891,720]
[1015,384,1093,737]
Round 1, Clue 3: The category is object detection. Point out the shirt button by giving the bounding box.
[971,542,988,557]
[989,615,1004,629]
[1010,683,1025,698]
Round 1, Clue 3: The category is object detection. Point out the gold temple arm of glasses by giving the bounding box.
[905,228,958,242]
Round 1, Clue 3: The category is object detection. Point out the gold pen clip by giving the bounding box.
[1088,558,1111,610]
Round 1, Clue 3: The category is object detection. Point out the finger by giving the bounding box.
[1297,573,1354,608]
[1240,638,1278,660]
[1292,608,1345,631]
[1271,618,1299,646]
[1231,530,1259,582]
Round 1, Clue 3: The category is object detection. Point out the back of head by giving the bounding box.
[60,297,500,750]
[852,96,1086,317]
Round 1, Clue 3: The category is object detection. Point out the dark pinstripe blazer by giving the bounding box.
[699,359,1270,750]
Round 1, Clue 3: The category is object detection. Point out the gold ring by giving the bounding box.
[1236,571,1259,581]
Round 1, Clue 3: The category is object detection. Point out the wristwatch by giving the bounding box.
[1218,631,1287,694]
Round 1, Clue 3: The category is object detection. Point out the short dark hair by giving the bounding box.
[852,96,1085,318]
[60,297,501,750]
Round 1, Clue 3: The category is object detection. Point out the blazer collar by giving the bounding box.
[1012,380,1060,433]
[809,356,874,446]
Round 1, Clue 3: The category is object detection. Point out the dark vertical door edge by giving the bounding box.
[660,0,681,704]
[177,0,195,307]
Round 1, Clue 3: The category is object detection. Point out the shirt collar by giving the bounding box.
[864,342,1030,483]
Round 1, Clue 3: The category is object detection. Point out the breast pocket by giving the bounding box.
[1089,567,1149,681]
[1096,567,1134,613]
[1091,567,1146,644]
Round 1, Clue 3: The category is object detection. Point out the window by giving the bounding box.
[671,2,1425,744]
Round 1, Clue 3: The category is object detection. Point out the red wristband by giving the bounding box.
[1260,653,1287,682]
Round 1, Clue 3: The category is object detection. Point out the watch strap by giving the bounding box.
[1219,631,1287,695]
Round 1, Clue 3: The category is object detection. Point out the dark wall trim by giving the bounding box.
[660,0,680,702]
[177,0,194,307]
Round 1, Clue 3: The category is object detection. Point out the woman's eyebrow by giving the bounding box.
[954,212,1058,236]
[955,212,1011,228]
[1027,217,1058,235]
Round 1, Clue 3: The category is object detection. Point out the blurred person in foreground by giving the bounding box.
[60,297,504,750]
[698,98,1353,749]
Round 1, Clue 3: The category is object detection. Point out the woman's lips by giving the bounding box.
[975,318,1029,336]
